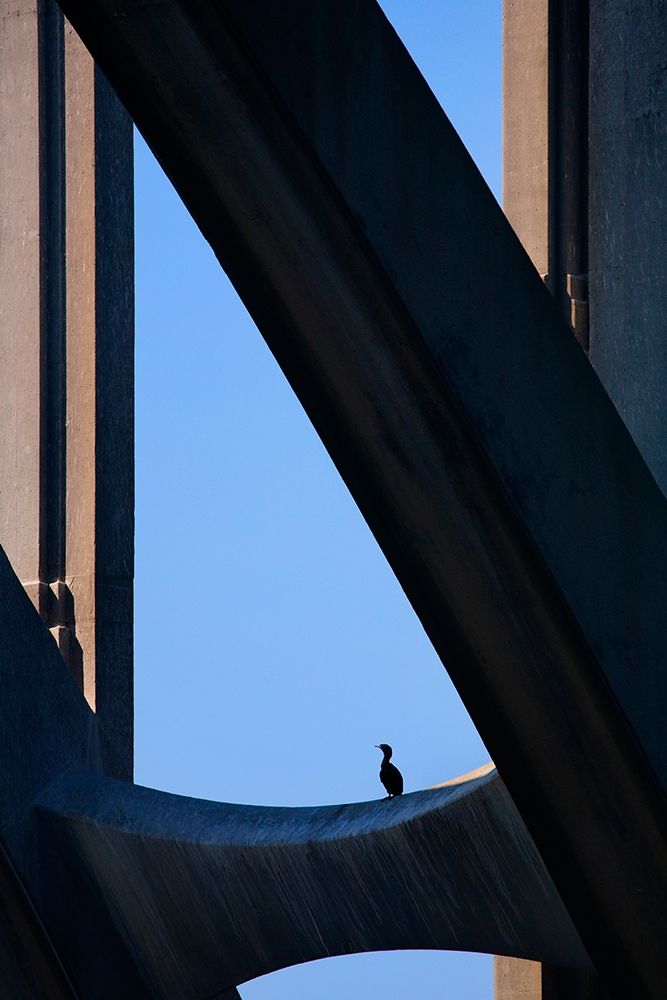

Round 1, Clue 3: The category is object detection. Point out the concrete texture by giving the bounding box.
[503,5,664,992]
[503,0,550,278]
[62,18,135,780]
[53,2,667,994]
[495,957,606,1000]
[502,3,591,994]
[0,540,581,996]
[0,0,43,617]
[0,839,76,999]
[495,958,542,1000]
[504,0,667,495]
[0,0,133,779]
[588,0,667,493]
[36,764,591,998]
[504,0,589,348]
[0,543,111,993]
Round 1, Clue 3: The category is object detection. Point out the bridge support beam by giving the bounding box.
[51,2,667,993]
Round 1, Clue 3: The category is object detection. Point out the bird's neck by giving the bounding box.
[382,749,392,763]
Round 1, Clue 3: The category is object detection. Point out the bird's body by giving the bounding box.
[375,743,403,798]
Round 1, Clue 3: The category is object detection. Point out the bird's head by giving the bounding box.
[375,743,393,758]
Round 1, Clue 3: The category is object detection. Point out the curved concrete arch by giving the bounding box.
[37,764,591,999]
[0,547,589,996]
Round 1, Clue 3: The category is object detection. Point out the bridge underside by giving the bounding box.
[0,1,666,997]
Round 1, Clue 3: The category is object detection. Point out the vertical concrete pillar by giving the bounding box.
[0,0,133,779]
[502,0,550,280]
[495,960,606,1000]
[503,0,667,994]
[588,0,667,494]
[495,958,542,999]
[503,0,589,348]
[501,1,599,997]
[0,0,43,623]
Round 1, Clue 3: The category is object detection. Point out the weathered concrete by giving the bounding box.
[588,0,667,493]
[495,957,607,1000]
[0,542,582,997]
[503,0,550,279]
[503,0,589,347]
[53,2,667,994]
[0,542,238,997]
[62,18,135,780]
[503,4,664,993]
[0,839,76,999]
[35,764,591,999]
[504,0,667,494]
[495,958,542,1000]
[0,542,112,993]
[502,3,591,994]
[0,0,43,628]
[0,0,133,779]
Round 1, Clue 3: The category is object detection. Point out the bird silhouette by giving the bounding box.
[375,743,404,798]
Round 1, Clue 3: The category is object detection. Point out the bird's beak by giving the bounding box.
[374,745,380,748]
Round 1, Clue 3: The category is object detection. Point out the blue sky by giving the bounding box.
[134,2,502,997]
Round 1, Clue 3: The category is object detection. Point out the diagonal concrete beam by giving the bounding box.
[52,1,667,995]
[36,766,591,999]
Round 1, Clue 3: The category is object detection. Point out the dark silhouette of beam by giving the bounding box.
[0,839,76,999]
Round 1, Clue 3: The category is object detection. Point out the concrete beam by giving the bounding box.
[36,765,590,998]
[51,1,667,994]
[0,839,76,998]
[0,541,582,996]
[503,0,589,347]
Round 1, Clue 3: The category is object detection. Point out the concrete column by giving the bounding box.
[0,0,43,616]
[502,0,550,280]
[0,0,133,779]
[495,959,607,999]
[588,0,667,494]
[506,0,667,493]
[501,1,595,996]
[495,958,543,1000]
[503,0,667,993]
[504,0,589,348]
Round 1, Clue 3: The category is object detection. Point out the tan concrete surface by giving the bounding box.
[503,0,549,279]
[495,958,542,1000]
[0,1,42,593]
[0,1,133,778]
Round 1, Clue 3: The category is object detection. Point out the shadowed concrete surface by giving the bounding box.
[0,545,134,997]
[36,765,591,999]
[0,841,76,999]
[0,542,219,997]
[0,539,587,996]
[52,2,667,995]
[588,0,667,493]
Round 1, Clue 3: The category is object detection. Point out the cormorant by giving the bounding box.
[375,743,404,798]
